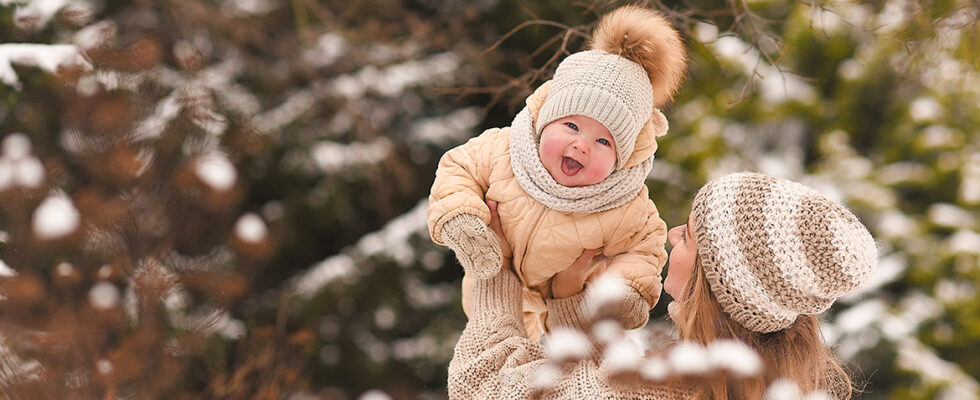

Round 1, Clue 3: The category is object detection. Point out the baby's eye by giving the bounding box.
[597,138,610,146]
[565,122,579,131]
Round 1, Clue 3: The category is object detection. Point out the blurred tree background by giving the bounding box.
[0,0,977,399]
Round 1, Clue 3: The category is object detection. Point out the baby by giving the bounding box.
[427,5,687,339]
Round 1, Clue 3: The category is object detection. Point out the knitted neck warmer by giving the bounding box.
[509,106,653,214]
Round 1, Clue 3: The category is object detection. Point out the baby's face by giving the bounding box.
[538,115,617,187]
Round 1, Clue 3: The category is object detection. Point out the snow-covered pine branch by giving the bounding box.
[0,43,91,90]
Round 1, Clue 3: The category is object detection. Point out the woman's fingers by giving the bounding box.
[551,248,602,298]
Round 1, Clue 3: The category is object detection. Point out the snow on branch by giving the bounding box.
[252,51,461,135]
[0,43,92,90]
[896,337,980,399]
[291,200,429,299]
[311,138,392,174]
[6,0,91,31]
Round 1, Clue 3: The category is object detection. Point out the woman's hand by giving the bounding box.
[486,201,513,271]
[551,248,603,298]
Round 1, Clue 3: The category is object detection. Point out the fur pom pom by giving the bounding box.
[590,5,687,107]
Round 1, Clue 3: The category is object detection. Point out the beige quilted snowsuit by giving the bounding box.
[428,83,669,339]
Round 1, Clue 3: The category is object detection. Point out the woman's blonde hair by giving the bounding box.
[671,257,857,400]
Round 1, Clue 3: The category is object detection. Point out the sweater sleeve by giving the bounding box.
[448,270,695,399]
[447,270,693,400]
[427,128,503,246]
[447,270,544,399]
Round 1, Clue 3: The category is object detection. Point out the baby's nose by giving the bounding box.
[571,139,588,153]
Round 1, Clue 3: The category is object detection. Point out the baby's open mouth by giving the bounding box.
[561,156,583,176]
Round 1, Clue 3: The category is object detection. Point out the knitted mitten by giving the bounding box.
[619,288,651,329]
[441,214,502,279]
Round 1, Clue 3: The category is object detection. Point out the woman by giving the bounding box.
[447,172,877,399]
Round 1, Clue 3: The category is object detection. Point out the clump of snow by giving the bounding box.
[640,357,671,381]
[544,328,591,361]
[55,262,74,277]
[837,59,863,80]
[601,339,642,374]
[11,0,71,30]
[947,229,980,255]
[356,389,392,400]
[909,97,942,122]
[409,107,482,146]
[95,359,112,375]
[693,21,719,43]
[234,213,268,243]
[918,125,959,150]
[810,7,845,34]
[802,391,832,400]
[710,36,816,104]
[251,90,315,135]
[0,258,15,277]
[296,254,356,297]
[373,306,396,330]
[89,282,120,309]
[875,210,918,239]
[133,93,182,141]
[896,337,980,399]
[840,253,907,301]
[935,279,976,304]
[928,203,976,229]
[530,363,561,390]
[585,273,627,314]
[97,264,113,279]
[330,52,459,99]
[311,138,392,174]
[765,378,801,400]
[32,193,81,240]
[163,289,188,312]
[835,299,886,333]
[879,292,943,341]
[960,153,980,205]
[208,310,247,340]
[668,341,710,375]
[590,320,621,344]
[0,133,45,191]
[195,153,237,192]
[2,133,31,158]
[72,21,115,51]
[707,339,762,377]
[220,0,277,16]
[302,32,349,68]
[292,201,428,298]
[0,44,92,90]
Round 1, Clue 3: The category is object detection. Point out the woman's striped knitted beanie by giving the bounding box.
[690,172,878,333]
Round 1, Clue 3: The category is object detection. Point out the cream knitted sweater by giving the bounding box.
[448,270,697,399]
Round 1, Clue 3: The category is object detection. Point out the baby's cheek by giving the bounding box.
[586,168,610,184]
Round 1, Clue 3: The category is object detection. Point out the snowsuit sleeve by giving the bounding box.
[427,128,504,246]
[601,198,669,327]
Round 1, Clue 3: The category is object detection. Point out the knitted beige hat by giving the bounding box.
[690,172,878,333]
[535,6,686,171]
[537,50,652,171]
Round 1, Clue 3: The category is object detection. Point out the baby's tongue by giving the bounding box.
[561,157,583,176]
